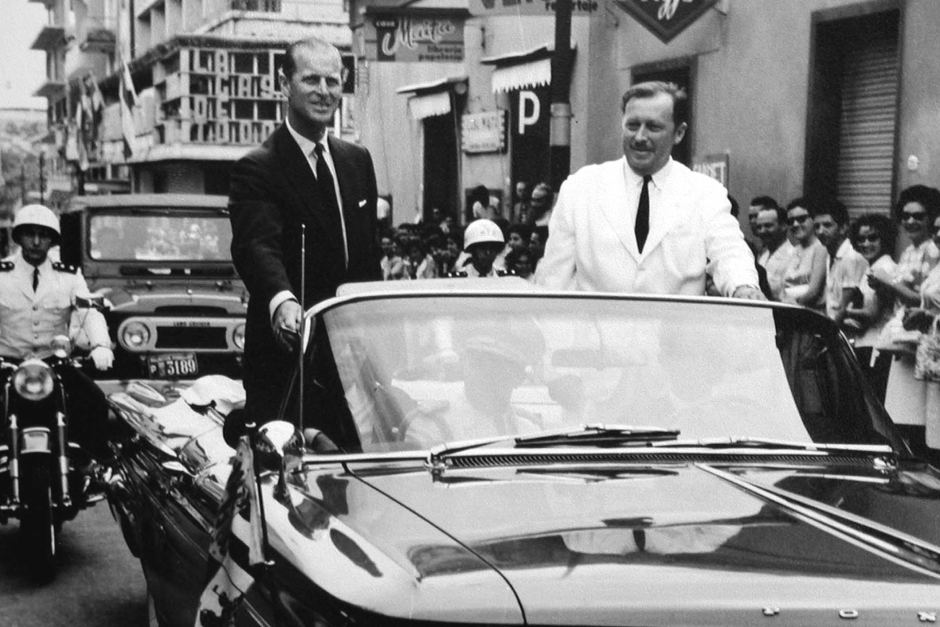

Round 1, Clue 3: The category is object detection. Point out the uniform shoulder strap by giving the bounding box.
[0,261,13,272]
[52,262,79,274]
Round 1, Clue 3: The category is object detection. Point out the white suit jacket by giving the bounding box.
[535,157,757,296]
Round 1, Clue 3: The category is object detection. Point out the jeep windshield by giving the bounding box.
[89,211,232,262]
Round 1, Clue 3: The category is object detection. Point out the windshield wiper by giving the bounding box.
[650,436,894,455]
[514,424,681,448]
[425,425,681,471]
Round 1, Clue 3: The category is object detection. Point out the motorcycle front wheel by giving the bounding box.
[20,462,57,581]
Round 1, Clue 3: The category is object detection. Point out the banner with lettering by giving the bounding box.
[468,0,600,17]
[612,0,718,43]
[364,12,466,62]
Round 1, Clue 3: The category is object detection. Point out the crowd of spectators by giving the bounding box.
[378,182,552,281]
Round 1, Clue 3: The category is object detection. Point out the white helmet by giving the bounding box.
[13,204,60,240]
[463,219,504,250]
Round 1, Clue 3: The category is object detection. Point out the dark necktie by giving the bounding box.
[635,175,652,253]
[314,143,348,265]
[32,266,39,292]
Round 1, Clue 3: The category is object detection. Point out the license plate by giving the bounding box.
[147,353,199,378]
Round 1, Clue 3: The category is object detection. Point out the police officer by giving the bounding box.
[449,219,515,278]
[0,204,114,462]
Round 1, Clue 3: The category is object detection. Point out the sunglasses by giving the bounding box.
[855,233,881,243]
[788,214,811,225]
[901,211,928,221]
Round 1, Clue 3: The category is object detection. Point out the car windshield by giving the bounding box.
[295,294,899,454]
[89,211,232,261]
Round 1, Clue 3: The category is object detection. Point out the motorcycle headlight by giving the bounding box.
[120,321,151,350]
[233,323,246,351]
[13,360,55,401]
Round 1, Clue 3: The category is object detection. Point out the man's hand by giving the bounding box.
[89,346,114,371]
[272,299,303,353]
[732,285,767,301]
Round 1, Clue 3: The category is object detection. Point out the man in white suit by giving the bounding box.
[536,81,763,299]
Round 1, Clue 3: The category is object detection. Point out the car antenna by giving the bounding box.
[297,223,306,434]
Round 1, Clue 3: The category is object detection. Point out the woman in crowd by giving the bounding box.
[896,211,940,464]
[781,197,827,311]
[871,185,940,459]
[844,213,897,400]
[403,238,438,279]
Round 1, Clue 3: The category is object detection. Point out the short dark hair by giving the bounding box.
[816,198,850,226]
[749,195,780,210]
[621,81,689,127]
[507,223,532,240]
[469,185,490,208]
[895,185,940,222]
[851,213,896,258]
[786,196,817,216]
[281,37,340,80]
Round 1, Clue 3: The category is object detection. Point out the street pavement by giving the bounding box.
[0,500,146,626]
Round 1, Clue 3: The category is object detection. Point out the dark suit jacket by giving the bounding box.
[229,124,380,422]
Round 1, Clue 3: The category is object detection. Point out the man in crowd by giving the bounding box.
[228,36,379,425]
[0,205,114,468]
[528,183,554,228]
[814,199,869,326]
[754,205,795,301]
[747,195,780,254]
[451,219,511,278]
[535,81,762,299]
[512,181,530,224]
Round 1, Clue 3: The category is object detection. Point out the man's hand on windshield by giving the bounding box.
[732,285,766,301]
[89,346,114,371]
[273,299,303,353]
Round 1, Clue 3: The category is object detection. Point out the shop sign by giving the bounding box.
[469,0,599,16]
[461,110,507,153]
[365,14,465,62]
[613,0,718,43]
[692,153,729,188]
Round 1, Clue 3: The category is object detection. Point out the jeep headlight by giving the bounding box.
[233,323,246,351]
[13,360,55,401]
[121,321,151,350]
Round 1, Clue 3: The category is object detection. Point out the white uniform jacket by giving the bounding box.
[0,251,110,359]
[535,157,758,296]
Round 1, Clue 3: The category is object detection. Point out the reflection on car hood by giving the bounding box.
[303,460,940,624]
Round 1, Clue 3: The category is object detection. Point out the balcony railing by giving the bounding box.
[231,0,282,11]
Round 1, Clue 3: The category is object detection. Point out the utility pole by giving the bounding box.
[549,0,573,192]
[39,151,45,205]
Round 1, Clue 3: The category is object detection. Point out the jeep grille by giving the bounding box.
[155,326,228,349]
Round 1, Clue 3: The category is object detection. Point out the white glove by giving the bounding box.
[89,346,114,371]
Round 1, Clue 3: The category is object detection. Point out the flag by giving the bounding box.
[194,436,266,627]
[74,91,89,172]
[120,61,138,159]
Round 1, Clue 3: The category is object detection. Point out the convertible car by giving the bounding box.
[106,279,940,626]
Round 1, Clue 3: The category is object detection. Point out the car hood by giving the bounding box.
[100,283,247,314]
[298,458,940,625]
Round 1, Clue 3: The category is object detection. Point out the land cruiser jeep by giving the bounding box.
[59,194,246,383]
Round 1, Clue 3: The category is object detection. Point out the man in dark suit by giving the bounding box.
[229,37,380,427]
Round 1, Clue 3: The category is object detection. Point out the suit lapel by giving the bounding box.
[599,162,641,262]
[640,180,682,258]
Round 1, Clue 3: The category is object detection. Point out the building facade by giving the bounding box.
[351,0,940,229]
[29,0,353,196]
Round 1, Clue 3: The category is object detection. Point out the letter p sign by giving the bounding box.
[518,90,540,135]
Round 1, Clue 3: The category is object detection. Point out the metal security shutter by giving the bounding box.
[837,37,899,217]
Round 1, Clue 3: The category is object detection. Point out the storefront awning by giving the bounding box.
[482,43,574,94]
[407,91,452,120]
[396,75,467,121]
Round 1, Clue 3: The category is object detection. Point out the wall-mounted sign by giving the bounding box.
[462,110,507,153]
[692,153,729,188]
[365,13,466,62]
[613,0,718,43]
[469,0,599,16]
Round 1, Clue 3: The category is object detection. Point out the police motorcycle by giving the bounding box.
[0,332,105,580]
